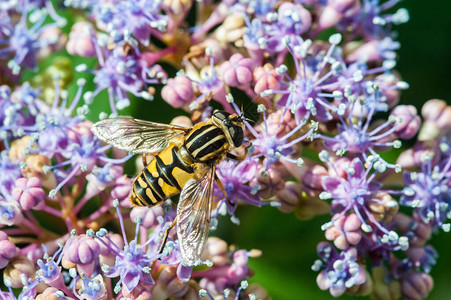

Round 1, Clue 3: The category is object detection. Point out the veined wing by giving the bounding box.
[177,166,215,266]
[91,117,189,154]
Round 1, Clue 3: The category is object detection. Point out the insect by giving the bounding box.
[91,111,245,265]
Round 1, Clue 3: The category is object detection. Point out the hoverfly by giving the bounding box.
[91,111,245,265]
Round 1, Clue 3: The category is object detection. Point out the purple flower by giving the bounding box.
[92,0,167,47]
[265,3,312,52]
[0,1,65,74]
[74,274,107,300]
[78,46,151,114]
[96,200,160,293]
[401,144,451,231]
[317,99,402,170]
[271,36,343,122]
[312,242,367,297]
[250,105,316,168]
[320,156,406,251]
[36,237,75,294]
[0,151,22,198]
[215,159,263,219]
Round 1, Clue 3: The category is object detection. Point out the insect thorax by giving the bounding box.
[183,122,230,164]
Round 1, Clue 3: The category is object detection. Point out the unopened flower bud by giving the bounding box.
[318,0,360,30]
[227,250,249,285]
[397,141,439,168]
[371,265,401,300]
[368,193,398,222]
[275,181,302,213]
[325,214,362,250]
[200,237,228,266]
[38,27,67,59]
[161,76,194,109]
[36,287,75,300]
[391,105,421,139]
[98,233,124,267]
[220,54,253,87]
[22,154,57,190]
[130,206,164,229]
[66,22,96,57]
[401,272,433,300]
[13,177,45,210]
[419,99,451,140]
[251,167,285,199]
[163,0,192,15]
[111,176,133,206]
[3,256,34,287]
[65,234,100,277]
[303,165,329,197]
[215,13,245,44]
[158,266,190,297]
[253,64,281,96]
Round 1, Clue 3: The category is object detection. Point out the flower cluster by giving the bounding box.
[0,0,449,299]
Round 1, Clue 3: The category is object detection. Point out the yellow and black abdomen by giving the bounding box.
[130,145,195,207]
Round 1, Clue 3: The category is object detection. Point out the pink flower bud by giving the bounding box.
[253,64,281,95]
[163,0,193,15]
[98,233,123,267]
[66,234,100,277]
[391,105,421,139]
[220,53,253,87]
[4,256,35,288]
[325,214,362,250]
[397,141,439,168]
[111,176,133,206]
[66,22,96,57]
[251,167,285,199]
[158,266,190,297]
[37,27,67,60]
[318,0,360,30]
[161,76,194,109]
[200,237,228,266]
[67,121,94,144]
[278,3,312,35]
[275,181,301,213]
[13,177,45,211]
[130,206,164,229]
[227,250,248,284]
[419,99,451,140]
[36,287,75,300]
[0,239,17,269]
[303,165,329,197]
[401,272,433,300]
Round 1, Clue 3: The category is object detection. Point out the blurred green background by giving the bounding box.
[31,1,451,299]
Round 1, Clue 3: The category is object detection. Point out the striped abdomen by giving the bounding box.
[130,145,194,207]
[183,123,229,163]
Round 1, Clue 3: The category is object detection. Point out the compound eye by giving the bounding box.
[229,125,244,147]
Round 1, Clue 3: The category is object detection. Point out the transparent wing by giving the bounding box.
[91,117,188,154]
[177,167,215,266]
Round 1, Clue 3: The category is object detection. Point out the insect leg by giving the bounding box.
[226,152,245,161]
[158,218,177,255]
[215,177,234,207]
